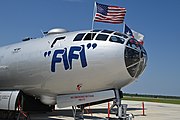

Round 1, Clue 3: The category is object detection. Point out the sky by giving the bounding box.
[0,0,180,96]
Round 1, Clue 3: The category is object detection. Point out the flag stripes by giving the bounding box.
[94,3,126,24]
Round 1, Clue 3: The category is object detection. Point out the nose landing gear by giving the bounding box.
[71,89,134,120]
[110,89,134,120]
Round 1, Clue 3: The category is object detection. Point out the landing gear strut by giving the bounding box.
[111,89,134,120]
[72,105,84,120]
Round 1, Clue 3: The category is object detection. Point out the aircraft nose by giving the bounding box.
[124,38,147,78]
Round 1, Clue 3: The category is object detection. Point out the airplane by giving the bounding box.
[0,28,147,119]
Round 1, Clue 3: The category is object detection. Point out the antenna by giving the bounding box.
[41,29,48,37]
[41,30,45,37]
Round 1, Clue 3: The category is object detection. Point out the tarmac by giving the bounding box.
[27,100,180,120]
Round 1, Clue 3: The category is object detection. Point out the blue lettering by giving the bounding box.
[50,44,96,72]
[51,49,69,72]
[68,46,81,69]
[62,48,69,70]
[80,45,87,68]
[51,50,64,72]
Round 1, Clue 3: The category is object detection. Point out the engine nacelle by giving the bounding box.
[0,90,54,112]
[0,90,21,111]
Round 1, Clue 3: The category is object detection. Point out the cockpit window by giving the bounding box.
[126,39,141,50]
[73,33,85,41]
[125,38,148,78]
[109,36,125,44]
[125,47,140,67]
[101,30,114,34]
[83,33,96,40]
[114,32,128,39]
[95,34,109,41]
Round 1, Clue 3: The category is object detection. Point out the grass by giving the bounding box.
[123,96,180,105]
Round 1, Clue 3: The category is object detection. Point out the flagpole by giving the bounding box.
[123,22,126,33]
[122,8,127,33]
[91,1,96,31]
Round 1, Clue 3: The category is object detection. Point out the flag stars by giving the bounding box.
[126,31,131,36]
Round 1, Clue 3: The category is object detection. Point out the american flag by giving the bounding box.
[94,3,126,24]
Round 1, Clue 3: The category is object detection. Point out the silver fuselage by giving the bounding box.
[0,29,147,100]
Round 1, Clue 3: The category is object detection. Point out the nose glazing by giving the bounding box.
[124,38,147,78]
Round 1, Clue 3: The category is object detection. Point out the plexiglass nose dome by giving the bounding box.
[124,38,147,78]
